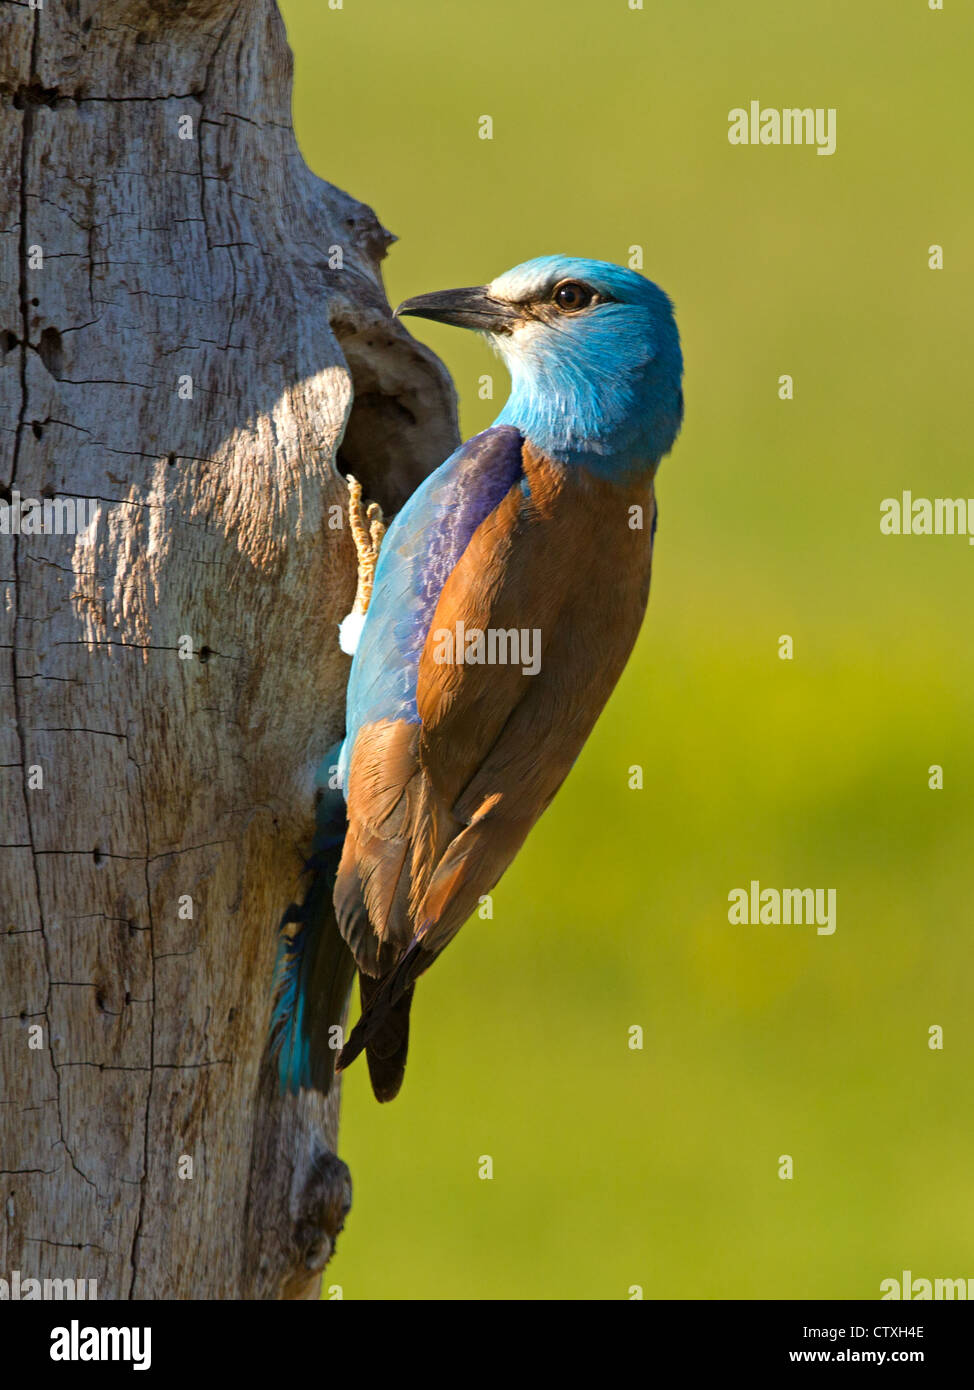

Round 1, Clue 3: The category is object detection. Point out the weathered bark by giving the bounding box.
[0,0,458,1299]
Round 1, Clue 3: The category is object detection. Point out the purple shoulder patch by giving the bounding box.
[345,426,524,737]
[415,426,524,611]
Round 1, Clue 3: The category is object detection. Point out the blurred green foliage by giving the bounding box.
[280,0,973,1299]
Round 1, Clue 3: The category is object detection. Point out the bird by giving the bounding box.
[272,254,684,1102]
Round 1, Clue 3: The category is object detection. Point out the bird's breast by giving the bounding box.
[417,441,657,747]
[516,442,657,617]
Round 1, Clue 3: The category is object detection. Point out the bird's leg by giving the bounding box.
[339,476,386,653]
[347,474,386,615]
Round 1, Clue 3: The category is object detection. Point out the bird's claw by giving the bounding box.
[346,475,386,617]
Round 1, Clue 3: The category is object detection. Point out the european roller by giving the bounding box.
[273,255,684,1101]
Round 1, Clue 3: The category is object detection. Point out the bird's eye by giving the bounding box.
[552,280,594,313]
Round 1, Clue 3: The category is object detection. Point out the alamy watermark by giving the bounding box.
[430,621,541,677]
[881,1270,973,1300]
[880,493,974,543]
[728,101,836,156]
[50,1319,151,1370]
[0,1268,97,1299]
[0,491,97,539]
[728,880,836,935]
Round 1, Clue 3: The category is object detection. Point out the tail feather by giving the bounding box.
[271,750,356,1096]
[337,942,428,1102]
[273,746,431,1103]
[362,974,414,1103]
[271,893,356,1095]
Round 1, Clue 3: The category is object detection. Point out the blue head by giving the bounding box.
[396,255,683,474]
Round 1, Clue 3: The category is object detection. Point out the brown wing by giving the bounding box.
[334,445,656,979]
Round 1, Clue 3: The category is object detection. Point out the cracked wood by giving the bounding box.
[0,0,458,1299]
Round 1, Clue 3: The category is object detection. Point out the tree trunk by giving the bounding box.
[0,0,457,1300]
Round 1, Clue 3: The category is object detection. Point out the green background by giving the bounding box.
[279,0,973,1299]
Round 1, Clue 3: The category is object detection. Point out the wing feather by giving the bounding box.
[338,439,656,977]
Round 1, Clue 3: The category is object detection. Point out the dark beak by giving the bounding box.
[394,285,518,333]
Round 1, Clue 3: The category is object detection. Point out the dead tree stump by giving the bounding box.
[0,0,457,1299]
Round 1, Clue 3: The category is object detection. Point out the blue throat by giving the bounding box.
[489,262,683,477]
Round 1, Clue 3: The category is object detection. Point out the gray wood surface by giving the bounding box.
[0,0,457,1299]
